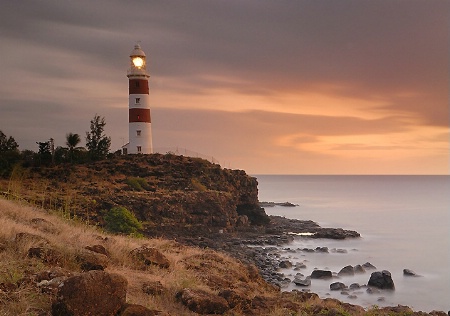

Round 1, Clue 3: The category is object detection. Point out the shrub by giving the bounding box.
[125,177,151,191]
[104,206,143,235]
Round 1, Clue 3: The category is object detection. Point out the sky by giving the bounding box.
[0,0,448,174]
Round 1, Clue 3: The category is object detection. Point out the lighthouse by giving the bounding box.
[123,43,153,154]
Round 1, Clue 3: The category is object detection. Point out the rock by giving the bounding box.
[218,289,251,309]
[130,246,170,269]
[362,262,376,270]
[85,244,110,257]
[279,260,292,269]
[338,265,354,276]
[349,283,361,290]
[366,287,381,294]
[28,247,61,264]
[354,264,365,273]
[403,269,420,277]
[77,249,109,271]
[293,276,311,287]
[310,270,332,279]
[311,228,360,239]
[142,281,164,295]
[176,288,229,314]
[52,270,127,316]
[330,282,346,291]
[368,270,395,290]
[315,247,329,253]
[120,303,161,316]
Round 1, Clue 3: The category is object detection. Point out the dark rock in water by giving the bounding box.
[311,270,333,279]
[293,276,311,287]
[338,265,354,276]
[311,228,360,239]
[354,265,365,274]
[330,282,346,291]
[362,262,376,270]
[331,248,348,254]
[349,283,361,290]
[294,262,307,270]
[279,260,292,269]
[368,270,395,290]
[366,287,381,294]
[403,269,420,277]
[315,247,329,253]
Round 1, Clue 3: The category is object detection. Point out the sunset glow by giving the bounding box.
[0,1,448,174]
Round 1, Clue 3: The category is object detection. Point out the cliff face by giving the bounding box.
[5,154,269,236]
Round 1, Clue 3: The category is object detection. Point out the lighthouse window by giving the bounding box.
[135,98,140,104]
[135,81,140,88]
[137,146,142,153]
[136,130,141,136]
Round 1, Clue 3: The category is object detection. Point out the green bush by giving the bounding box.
[125,177,151,191]
[104,206,143,235]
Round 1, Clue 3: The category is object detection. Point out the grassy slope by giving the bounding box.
[2,198,445,316]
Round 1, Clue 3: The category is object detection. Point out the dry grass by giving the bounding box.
[0,198,431,316]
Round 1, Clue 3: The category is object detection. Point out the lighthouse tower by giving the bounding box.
[124,43,153,154]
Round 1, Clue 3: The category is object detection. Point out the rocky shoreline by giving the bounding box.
[176,216,448,314]
[176,215,361,287]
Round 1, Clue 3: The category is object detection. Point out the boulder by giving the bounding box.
[330,282,346,291]
[349,283,361,290]
[403,269,420,277]
[338,265,354,276]
[362,262,376,270]
[77,249,109,271]
[28,247,61,264]
[52,270,127,316]
[310,270,332,279]
[354,265,365,274]
[368,270,395,290]
[142,281,165,295]
[176,288,229,314]
[130,246,170,269]
[293,276,311,287]
[279,260,292,269]
[218,289,252,309]
[85,244,110,257]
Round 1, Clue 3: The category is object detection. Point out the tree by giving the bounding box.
[0,130,19,152]
[36,141,52,165]
[66,132,81,162]
[0,130,20,176]
[85,114,111,161]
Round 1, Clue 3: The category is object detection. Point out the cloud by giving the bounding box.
[0,0,447,174]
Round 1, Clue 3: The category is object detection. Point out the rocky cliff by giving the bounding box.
[5,154,269,236]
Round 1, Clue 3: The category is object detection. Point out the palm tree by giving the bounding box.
[66,133,81,163]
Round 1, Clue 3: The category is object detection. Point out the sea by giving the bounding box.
[255,175,449,313]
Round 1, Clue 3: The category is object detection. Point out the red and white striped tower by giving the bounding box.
[125,43,153,154]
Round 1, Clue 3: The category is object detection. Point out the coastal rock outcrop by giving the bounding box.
[311,270,333,279]
[368,270,395,290]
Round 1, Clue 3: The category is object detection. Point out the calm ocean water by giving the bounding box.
[255,175,450,313]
